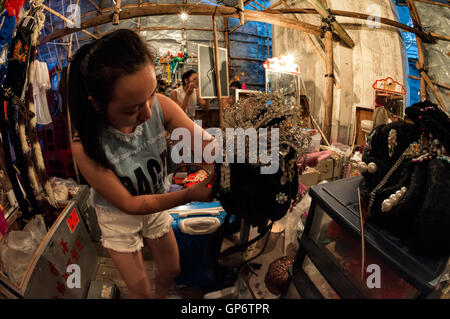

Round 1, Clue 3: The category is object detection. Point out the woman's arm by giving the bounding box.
[71,140,215,215]
[197,90,210,112]
[157,93,216,162]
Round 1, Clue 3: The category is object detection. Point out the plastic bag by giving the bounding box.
[283,193,312,257]
[0,215,47,285]
[49,177,80,206]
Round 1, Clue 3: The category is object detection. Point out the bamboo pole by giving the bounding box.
[406,0,427,101]
[323,28,333,142]
[408,75,450,90]
[415,0,450,8]
[263,8,437,43]
[416,62,448,113]
[39,4,324,44]
[212,15,224,129]
[224,17,231,77]
[41,4,98,40]
[310,113,330,146]
[88,0,103,15]
[230,21,249,34]
[307,0,354,48]
[113,0,122,25]
[281,0,340,89]
[54,3,448,43]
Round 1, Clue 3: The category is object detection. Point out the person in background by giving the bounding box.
[170,70,210,120]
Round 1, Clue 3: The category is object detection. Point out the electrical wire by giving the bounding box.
[235,223,273,276]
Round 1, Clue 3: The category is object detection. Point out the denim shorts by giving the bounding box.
[94,205,174,253]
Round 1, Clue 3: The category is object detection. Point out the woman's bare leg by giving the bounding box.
[144,228,180,298]
[106,248,152,299]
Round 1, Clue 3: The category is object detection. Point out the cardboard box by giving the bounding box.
[299,167,320,187]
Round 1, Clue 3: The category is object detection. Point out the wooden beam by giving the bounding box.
[264,8,438,43]
[224,17,231,77]
[251,0,267,10]
[41,4,98,40]
[88,0,103,15]
[137,0,142,32]
[406,0,427,101]
[416,62,448,113]
[415,0,450,8]
[39,4,323,44]
[230,21,249,33]
[247,3,261,11]
[307,0,354,48]
[212,15,224,129]
[280,0,340,89]
[323,27,333,142]
[230,56,265,62]
[73,2,448,43]
[113,0,122,25]
[408,75,450,90]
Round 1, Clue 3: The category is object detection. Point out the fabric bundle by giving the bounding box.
[359,101,450,258]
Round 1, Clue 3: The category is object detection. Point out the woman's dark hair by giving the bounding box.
[68,29,155,169]
[230,80,241,89]
[182,70,197,86]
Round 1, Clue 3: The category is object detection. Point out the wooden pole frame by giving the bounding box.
[39,4,324,44]
[212,14,224,129]
[308,0,354,48]
[112,0,122,25]
[41,4,98,40]
[406,0,427,101]
[416,62,448,113]
[38,4,449,47]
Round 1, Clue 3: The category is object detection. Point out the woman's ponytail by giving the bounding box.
[68,41,110,169]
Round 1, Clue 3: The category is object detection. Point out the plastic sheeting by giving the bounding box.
[394,1,449,110]
[36,0,272,92]
[415,1,450,112]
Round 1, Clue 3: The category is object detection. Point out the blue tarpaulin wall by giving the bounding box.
[394,1,420,107]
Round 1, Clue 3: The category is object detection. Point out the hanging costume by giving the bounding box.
[32,60,52,125]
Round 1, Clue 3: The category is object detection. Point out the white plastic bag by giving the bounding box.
[0,215,47,285]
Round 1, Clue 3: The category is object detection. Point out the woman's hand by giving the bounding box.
[186,82,196,95]
[186,170,216,202]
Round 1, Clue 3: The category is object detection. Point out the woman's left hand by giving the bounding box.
[186,170,216,202]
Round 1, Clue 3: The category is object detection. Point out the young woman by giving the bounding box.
[170,70,210,120]
[68,29,216,299]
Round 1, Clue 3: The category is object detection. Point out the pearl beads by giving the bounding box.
[367,162,377,174]
[382,199,393,212]
[381,187,407,213]
[359,162,368,173]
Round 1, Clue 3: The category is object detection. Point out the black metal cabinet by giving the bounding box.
[290,176,448,299]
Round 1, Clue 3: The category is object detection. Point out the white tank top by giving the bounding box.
[174,86,197,119]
